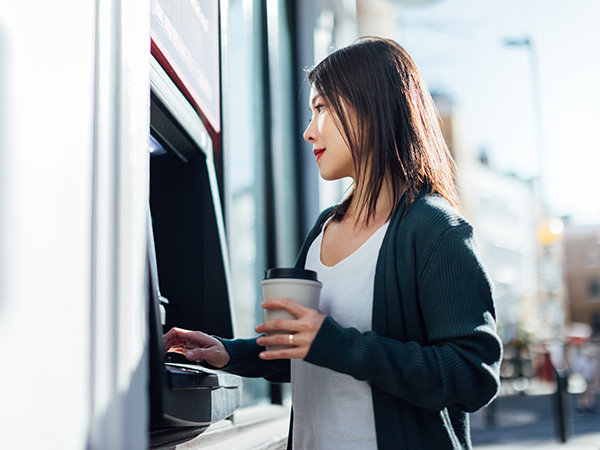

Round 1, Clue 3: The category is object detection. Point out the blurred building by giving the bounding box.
[564,225,600,337]
[468,162,541,342]
[435,94,565,346]
[536,212,567,343]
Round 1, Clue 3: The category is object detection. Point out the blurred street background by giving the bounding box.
[471,380,600,448]
[226,0,600,446]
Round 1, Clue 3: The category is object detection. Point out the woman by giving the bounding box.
[163,37,502,449]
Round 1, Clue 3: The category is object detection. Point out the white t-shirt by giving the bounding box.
[291,219,389,450]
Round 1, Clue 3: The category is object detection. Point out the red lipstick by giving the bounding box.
[313,148,325,161]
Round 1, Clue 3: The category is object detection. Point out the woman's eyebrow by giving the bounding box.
[309,95,323,110]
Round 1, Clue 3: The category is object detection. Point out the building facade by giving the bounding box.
[564,226,600,334]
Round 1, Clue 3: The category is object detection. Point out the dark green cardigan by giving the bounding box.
[220,193,502,449]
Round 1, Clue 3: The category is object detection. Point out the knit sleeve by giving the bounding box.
[216,336,291,383]
[304,222,502,412]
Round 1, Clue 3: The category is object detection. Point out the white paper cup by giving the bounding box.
[261,268,322,351]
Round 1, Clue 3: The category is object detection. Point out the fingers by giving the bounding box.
[256,333,309,360]
[163,327,211,355]
[255,318,304,334]
[260,346,307,360]
[256,332,302,348]
[184,347,210,361]
[163,327,231,368]
[255,308,326,361]
[261,297,308,317]
[256,298,318,335]
[163,327,195,351]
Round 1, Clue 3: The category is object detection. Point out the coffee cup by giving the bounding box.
[260,268,322,351]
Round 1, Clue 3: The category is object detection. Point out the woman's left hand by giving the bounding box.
[255,297,326,360]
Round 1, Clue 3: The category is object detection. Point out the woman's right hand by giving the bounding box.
[163,327,231,369]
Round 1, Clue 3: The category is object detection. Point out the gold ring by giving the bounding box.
[288,334,295,346]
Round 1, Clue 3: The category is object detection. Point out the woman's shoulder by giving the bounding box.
[397,193,472,238]
[386,193,479,265]
[412,193,467,221]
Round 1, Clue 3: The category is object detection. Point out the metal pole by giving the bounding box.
[526,39,545,194]
[554,363,572,443]
[503,37,545,196]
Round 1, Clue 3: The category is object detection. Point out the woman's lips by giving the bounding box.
[313,148,325,161]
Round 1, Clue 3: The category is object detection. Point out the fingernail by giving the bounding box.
[186,351,194,359]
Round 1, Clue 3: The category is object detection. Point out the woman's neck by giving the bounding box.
[345,177,404,229]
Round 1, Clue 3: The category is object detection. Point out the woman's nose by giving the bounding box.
[303,119,316,143]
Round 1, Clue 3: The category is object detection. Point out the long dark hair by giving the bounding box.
[307,37,459,223]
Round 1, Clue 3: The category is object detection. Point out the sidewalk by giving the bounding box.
[474,432,600,449]
[471,378,600,449]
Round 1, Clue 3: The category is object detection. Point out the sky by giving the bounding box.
[395,0,600,226]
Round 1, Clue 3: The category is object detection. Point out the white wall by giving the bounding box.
[0,1,150,448]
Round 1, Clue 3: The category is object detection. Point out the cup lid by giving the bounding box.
[264,268,319,281]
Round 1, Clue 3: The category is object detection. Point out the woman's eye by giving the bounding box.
[315,104,325,112]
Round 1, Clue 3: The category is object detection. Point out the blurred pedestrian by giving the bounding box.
[535,346,555,383]
[573,346,597,414]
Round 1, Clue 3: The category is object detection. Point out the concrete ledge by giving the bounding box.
[175,404,290,450]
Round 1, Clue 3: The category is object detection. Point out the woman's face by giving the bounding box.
[303,87,355,181]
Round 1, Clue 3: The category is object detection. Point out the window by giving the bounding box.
[588,279,600,303]
[223,0,309,406]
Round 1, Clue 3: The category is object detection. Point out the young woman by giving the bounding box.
[163,37,502,450]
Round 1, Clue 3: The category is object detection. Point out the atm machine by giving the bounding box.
[146,58,242,447]
[146,2,243,446]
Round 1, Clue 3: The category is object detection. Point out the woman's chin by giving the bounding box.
[319,171,353,182]
[319,172,340,181]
